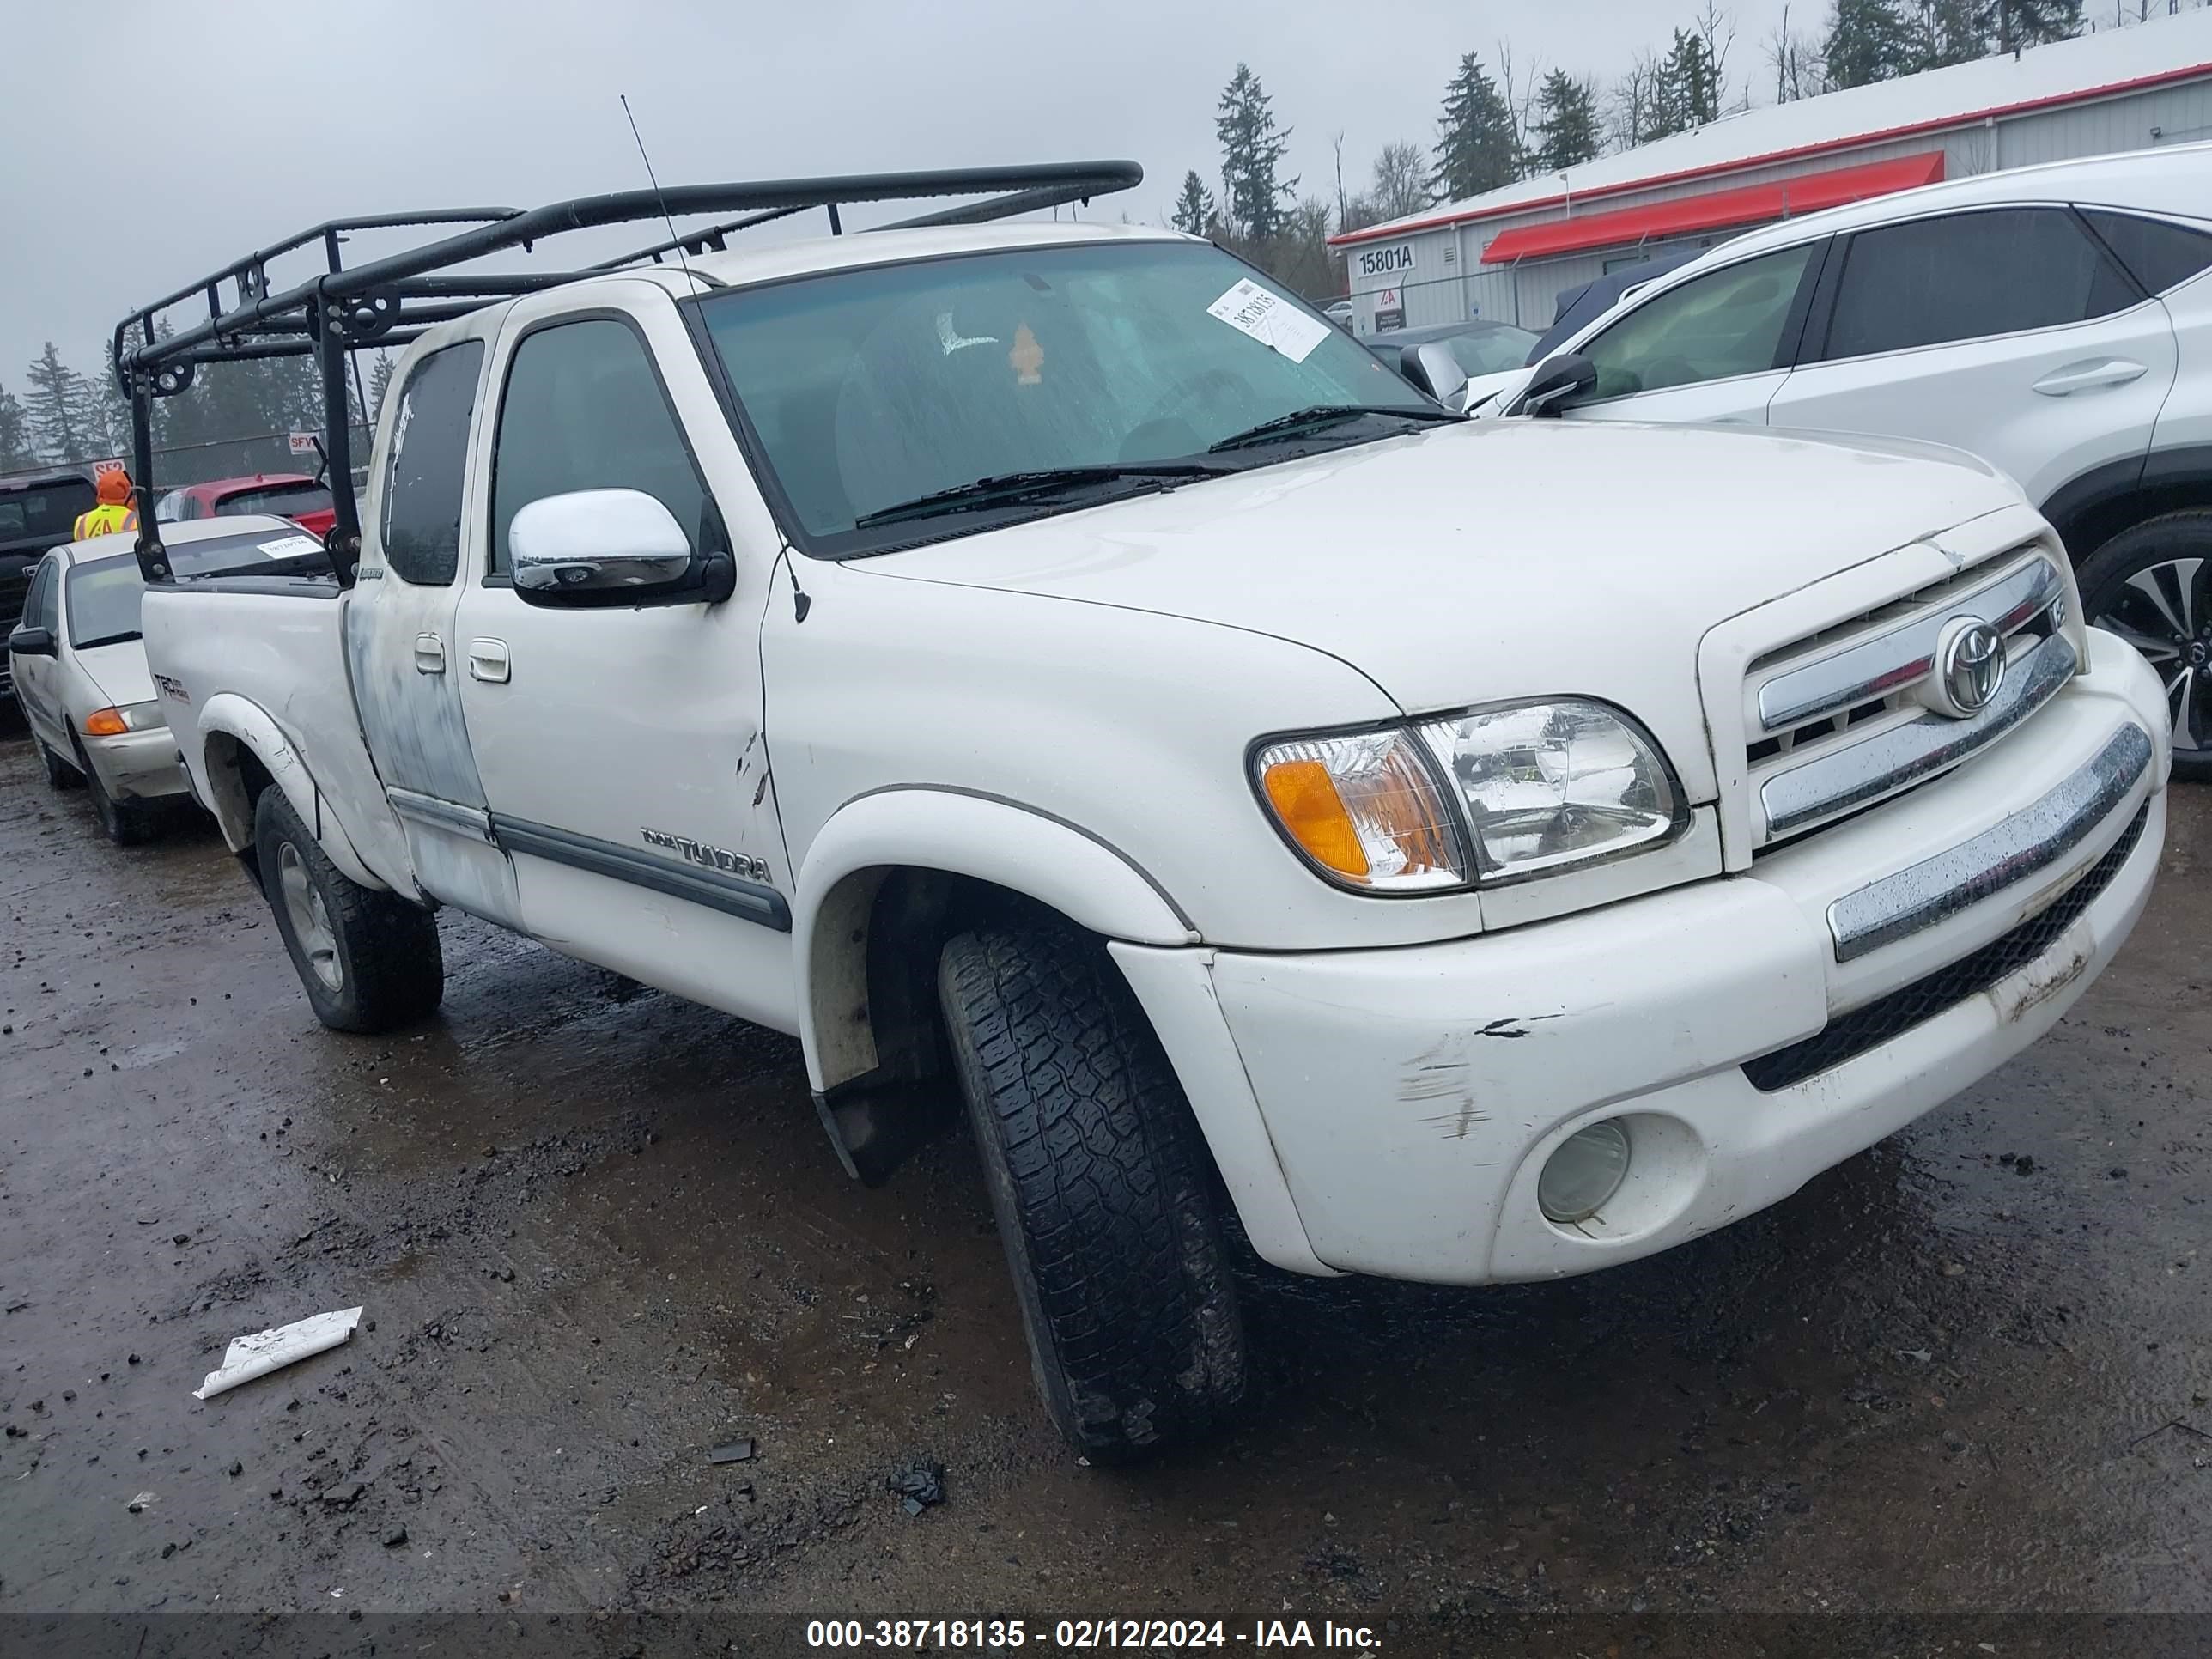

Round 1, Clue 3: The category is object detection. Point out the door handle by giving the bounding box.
[2032,358,2148,397]
[413,633,446,674]
[467,639,511,684]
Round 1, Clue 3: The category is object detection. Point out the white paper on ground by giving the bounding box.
[1206,279,1332,363]
[193,1306,362,1400]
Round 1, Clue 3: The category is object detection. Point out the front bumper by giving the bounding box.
[84,726,191,802]
[1115,629,2169,1285]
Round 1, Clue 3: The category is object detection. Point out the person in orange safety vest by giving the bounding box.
[73,470,140,541]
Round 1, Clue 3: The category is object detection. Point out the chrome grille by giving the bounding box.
[1742,550,2072,849]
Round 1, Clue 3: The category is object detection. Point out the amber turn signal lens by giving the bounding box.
[1261,759,1369,877]
[82,708,130,737]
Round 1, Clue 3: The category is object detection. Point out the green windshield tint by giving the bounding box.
[698,240,1425,551]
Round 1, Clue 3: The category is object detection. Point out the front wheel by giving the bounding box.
[2080,510,2212,781]
[76,744,155,845]
[40,740,81,790]
[938,920,1247,1462]
[254,787,445,1033]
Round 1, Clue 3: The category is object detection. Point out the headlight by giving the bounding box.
[83,701,167,736]
[1255,698,1683,893]
[1417,700,1682,884]
[1253,726,1469,891]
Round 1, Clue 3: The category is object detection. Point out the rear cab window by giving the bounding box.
[1817,208,2140,361]
[380,341,487,586]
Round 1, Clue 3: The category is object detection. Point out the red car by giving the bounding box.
[154,473,337,539]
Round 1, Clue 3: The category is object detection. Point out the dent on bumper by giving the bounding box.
[1133,637,2168,1287]
[86,728,190,800]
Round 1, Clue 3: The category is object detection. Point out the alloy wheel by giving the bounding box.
[2093,555,2209,757]
[276,842,343,993]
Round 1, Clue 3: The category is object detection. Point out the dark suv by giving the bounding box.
[0,471,95,703]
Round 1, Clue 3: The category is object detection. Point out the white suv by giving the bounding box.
[1475,143,2212,775]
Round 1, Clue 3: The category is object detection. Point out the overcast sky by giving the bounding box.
[2,0,1802,392]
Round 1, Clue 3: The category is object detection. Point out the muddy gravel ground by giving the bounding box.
[2,723,2208,1657]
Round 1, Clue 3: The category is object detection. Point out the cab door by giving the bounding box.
[450,287,793,1030]
[11,556,67,750]
[1554,238,1828,427]
[1765,205,2178,507]
[343,327,525,929]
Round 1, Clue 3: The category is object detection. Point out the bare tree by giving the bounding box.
[1693,1,1739,107]
[1492,39,1543,174]
[1369,141,1432,221]
[1331,131,1350,233]
[1607,49,1666,149]
[1765,2,1828,100]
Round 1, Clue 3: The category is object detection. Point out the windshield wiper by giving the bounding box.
[71,632,143,651]
[1207,404,1462,453]
[853,462,1232,530]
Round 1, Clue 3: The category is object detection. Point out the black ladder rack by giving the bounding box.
[110,161,1141,587]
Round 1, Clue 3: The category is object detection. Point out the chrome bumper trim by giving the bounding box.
[1825,720,2153,963]
[1756,555,2062,735]
[1761,631,2076,837]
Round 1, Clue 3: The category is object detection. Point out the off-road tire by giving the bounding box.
[40,739,80,790]
[76,741,155,845]
[938,921,1247,1462]
[253,787,444,1033]
[2079,509,2212,782]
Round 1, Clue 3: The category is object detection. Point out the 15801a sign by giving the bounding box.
[1355,242,1417,278]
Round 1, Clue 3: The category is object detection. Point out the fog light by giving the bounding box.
[1539,1120,1632,1224]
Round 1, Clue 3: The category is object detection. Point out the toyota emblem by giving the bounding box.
[1931,618,2006,719]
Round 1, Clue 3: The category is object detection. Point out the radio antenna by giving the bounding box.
[620,94,695,283]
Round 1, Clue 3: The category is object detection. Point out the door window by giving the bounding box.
[1820,208,2139,362]
[488,319,709,577]
[22,559,58,632]
[2080,209,2212,297]
[380,340,486,586]
[1577,242,1819,401]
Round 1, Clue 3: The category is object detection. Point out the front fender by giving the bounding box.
[792,786,1196,1093]
[192,693,387,892]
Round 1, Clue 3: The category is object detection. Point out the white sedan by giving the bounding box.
[6,515,327,844]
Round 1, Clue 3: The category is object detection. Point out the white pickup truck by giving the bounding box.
[129,187,2171,1461]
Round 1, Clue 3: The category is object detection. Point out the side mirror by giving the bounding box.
[510,488,711,607]
[1399,342,1470,410]
[1514,352,1598,418]
[7,624,56,658]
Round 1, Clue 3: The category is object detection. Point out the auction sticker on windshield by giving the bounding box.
[257,535,324,560]
[1207,279,1330,363]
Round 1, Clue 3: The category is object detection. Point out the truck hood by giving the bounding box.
[864,418,2026,801]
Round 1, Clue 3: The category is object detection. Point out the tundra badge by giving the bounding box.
[641,827,773,885]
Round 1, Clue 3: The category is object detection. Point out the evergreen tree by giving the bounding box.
[1170,172,1217,238]
[0,380,34,471]
[1650,27,1722,137]
[25,343,94,464]
[1431,52,1522,202]
[368,353,397,424]
[1528,71,1603,173]
[1826,0,1917,84]
[1215,65,1297,240]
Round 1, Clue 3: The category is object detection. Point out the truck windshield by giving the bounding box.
[66,529,331,647]
[696,240,1437,556]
